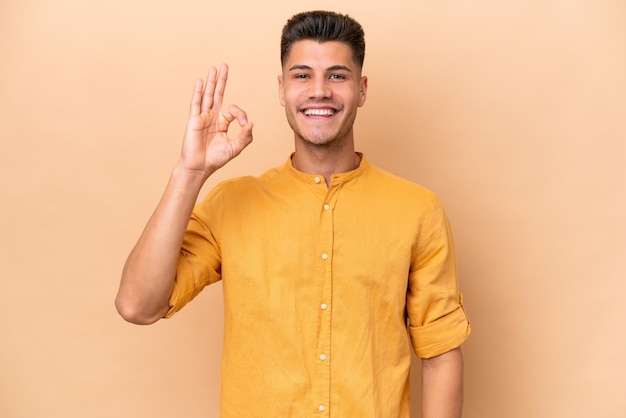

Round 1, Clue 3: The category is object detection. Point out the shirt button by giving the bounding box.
[314,177,321,184]
[323,204,330,211]
[319,405,325,412]
[319,354,327,361]
[321,303,327,310]
[321,253,328,260]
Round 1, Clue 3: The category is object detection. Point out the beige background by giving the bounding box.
[1,0,625,417]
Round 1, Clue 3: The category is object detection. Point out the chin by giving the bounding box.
[289,119,350,148]
[292,127,329,144]
[299,134,340,147]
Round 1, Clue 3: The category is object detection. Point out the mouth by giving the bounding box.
[301,107,338,118]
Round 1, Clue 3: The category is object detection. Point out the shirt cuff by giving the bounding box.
[163,256,197,319]
[409,297,471,359]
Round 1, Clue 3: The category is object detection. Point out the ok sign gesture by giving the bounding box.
[180,64,254,179]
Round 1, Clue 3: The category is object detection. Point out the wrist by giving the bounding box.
[170,162,213,194]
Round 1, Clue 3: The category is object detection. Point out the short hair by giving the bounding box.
[280,10,365,68]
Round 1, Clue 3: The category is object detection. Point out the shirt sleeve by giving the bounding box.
[407,194,471,358]
[164,186,224,318]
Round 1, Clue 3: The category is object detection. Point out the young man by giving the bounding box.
[116,10,470,418]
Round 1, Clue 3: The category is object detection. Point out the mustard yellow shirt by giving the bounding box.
[167,155,470,417]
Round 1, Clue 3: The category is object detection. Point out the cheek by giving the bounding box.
[282,89,302,108]
[345,93,362,109]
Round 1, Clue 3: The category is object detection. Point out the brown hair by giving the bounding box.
[280,10,365,68]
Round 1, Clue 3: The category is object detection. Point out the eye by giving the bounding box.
[294,73,310,79]
[329,74,346,80]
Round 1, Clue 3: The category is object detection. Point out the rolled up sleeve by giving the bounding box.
[164,188,224,318]
[407,195,471,358]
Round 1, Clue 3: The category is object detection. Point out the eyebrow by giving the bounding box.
[288,64,353,72]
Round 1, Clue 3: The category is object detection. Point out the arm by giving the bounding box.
[115,64,253,325]
[421,347,464,418]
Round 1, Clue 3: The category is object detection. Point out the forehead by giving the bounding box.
[283,40,358,70]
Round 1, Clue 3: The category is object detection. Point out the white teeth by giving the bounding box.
[304,108,335,116]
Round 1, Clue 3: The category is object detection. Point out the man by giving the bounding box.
[116,10,470,418]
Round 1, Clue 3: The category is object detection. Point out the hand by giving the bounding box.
[179,64,253,178]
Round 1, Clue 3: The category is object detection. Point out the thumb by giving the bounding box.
[231,122,254,157]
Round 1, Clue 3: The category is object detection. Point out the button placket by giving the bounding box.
[313,185,337,416]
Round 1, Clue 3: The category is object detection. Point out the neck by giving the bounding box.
[291,141,361,186]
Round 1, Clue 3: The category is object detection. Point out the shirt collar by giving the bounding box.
[285,152,369,186]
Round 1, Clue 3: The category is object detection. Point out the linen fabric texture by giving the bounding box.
[166,154,471,417]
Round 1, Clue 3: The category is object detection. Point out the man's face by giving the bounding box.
[278,40,367,148]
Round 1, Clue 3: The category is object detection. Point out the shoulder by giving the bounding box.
[203,164,286,202]
[364,162,439,204]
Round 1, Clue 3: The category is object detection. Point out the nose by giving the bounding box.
[309,77,332,100]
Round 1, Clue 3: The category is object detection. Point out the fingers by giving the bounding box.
[238,121,254,148]
[213,63,228,111]
[199,64,228,114]
[189,64,248,142]
[232,121,254,157]
[189,78,204,116]
[200,67,218,113]
[221,104,254,153]
[222,104,249,127]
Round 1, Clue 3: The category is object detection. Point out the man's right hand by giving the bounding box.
[179,63,253,179]
[116,64,253,325]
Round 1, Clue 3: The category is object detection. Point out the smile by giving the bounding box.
[303,108,336,117]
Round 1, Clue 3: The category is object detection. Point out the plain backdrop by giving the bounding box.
[1,1,625,417]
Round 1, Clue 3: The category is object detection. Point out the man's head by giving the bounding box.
[278,11,368,150]
[280,11,365,70]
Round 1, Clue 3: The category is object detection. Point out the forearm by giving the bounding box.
[421,347,464,418]
[115,164,210,324]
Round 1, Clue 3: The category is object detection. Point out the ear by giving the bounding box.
[278,75,285,106]
[358,76,368,107]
